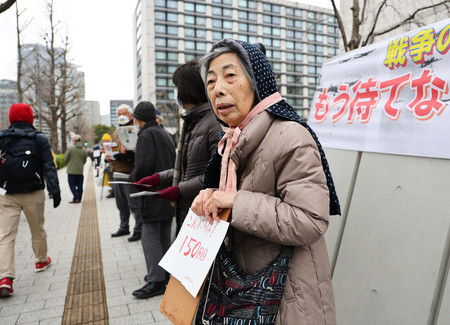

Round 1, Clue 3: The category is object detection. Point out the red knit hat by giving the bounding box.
[9,103,34,125]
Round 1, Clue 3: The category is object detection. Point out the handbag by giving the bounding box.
[196,244,293,325]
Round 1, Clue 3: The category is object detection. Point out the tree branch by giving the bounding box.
[373,0,450,37]
[0,0,16,14]
[362,0,387,46]
[330,0,349,52]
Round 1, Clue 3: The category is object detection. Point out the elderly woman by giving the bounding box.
[191,39,340,325]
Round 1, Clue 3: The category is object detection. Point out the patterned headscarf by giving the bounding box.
[203,39,341,216]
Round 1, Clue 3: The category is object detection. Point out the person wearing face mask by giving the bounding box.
[129,101,176,299]
[135,59,222,234]
[107,104,143,242]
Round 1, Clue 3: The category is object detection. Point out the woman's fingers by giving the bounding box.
[191,189,214,216]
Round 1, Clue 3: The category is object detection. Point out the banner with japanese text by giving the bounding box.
[308,18,450,159]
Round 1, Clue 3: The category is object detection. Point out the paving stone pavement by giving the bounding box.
[0,163,173,325]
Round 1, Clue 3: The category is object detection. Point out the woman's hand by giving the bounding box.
[191,189,215,218]
[191,189,236,224]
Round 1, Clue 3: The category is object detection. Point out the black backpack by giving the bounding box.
[0,128,43,193]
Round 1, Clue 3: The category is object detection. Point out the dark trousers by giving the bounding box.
[141,219,171,282]
[113,177,142,233]
[68,174,84,200]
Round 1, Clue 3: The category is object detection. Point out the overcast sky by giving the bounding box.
[0,0,335,116]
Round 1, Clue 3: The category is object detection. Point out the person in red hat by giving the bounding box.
[0,103,61,297]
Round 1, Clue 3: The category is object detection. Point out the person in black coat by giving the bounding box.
[129,101,175,299]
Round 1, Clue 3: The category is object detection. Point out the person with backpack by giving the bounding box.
[64,134,88,203]
[0,103,61,297]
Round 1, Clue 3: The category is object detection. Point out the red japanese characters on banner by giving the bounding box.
[308,19,450,159]
[314,70,449,124]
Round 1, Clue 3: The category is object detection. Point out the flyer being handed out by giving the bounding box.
[117,126,138,151]
[159,209,229,297]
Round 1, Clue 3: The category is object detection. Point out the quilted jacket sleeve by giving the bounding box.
[231,122,330,246]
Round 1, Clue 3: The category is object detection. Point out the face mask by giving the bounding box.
[174,88,184,108]
[134,122,140,133]
[118,115,130,126]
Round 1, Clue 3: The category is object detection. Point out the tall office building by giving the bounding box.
[110,99,134,127]
[133,0,339,120]
[84,101,101,126]
[0,79,19,129]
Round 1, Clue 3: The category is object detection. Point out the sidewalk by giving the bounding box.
[0,163,172,324]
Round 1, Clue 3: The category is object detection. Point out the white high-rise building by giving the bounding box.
[132,0,340,121]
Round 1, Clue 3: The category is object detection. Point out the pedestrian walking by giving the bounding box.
[0,103,61,297]
[129,101,175,299]
[64,134,87,203]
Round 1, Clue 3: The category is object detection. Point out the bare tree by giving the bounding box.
[15,1,33,102]
[331,0,450,51]
[20,0,84,153]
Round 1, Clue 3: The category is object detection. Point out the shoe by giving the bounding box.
[132,281,166,299]
[0,278,14,296]
[127,232,141,242]
[111,229,130,237]
[35,256,52,272]
[106,192,115,198]
[69,199,81,204]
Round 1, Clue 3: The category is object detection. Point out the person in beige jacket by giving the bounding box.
[192,39,341,325]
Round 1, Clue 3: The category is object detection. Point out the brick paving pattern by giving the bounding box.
[0,163,172,324]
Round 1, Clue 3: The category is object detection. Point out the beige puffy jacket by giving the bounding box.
[229,111,336,325]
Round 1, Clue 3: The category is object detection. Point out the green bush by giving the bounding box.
[56,154,66,169]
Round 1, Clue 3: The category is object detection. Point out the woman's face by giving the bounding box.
[206,52,256,127]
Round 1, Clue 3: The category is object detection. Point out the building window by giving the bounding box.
[184,28,206,38]
[155,51,178,61]
[238,0,257,9]
[238,10,257,21]
[263,26,281,36]
[308,66,321,74]
[286,52,303,61]
[167,26,177,35]
[286,75,302,84]
[185,53,197,61]
[184,2,206,13]
[308,44,323,53]
[272,62,281,71]
[185,40,206,51]
[263,3,280,13]
[271,50,281,59]
[155,11,177,22]
[212,19,233,29]
[287,86,303,95]
[213,31,233,40]
[155,37,178,48]
[213,0,232,4]
[212,6,232,17]
[156,77,168,86]
[155,0,177,9]
[262,14,280,25]
[184,15,206,26]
